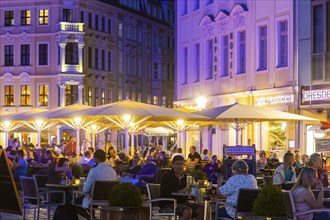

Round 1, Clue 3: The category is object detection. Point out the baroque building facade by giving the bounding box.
[0,0,174,147]
[174,0,315,156]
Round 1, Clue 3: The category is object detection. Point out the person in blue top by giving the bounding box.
[11,149,28,180]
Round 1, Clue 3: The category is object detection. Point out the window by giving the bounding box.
[4,85,14,106]
[153,96,158,105]
[87,87,92,106]
[206,0,214,5]
[108,19,112,33]
[101,89,105,105]
[194,43,200,82]
[278,20,288,67]
[101,17,105,32]
[95,48,98,69]
[39,85,48,106]
[20,10,31,26]
[182,47,188,84]
[182,0,188,15]
[108,89,112,103]
[221,35,229,77]
[80,11,84,23]
[118,20,123,37]
[237,31,246,74]
[65,85,78,106]
[20,85,31,106]
[39,9,49,25]
[63,9,72,22]
[4,45,14,66]
[108,51,112,71]
[101,50,105,70]
[38,44,48,65]
[312,2,330,81]
[153,63,159,79]
[88,47,92,68]
[95,15,99,31]
[95,88,99,106]
[5,11,14,26]
[88,13,92,28]
[258,25,267,71]
[21,44,30,66]
[193,0,200,11]
[206,39,213,79]
[65,42,78,64]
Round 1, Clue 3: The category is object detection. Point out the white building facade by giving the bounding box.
[175,0,306,157]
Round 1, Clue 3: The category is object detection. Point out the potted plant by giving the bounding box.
[70,163,84,180]
[191,169,206,181]
[251,182,286,219]
[100,183,149,219]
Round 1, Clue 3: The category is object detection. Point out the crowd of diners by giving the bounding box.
[1,137,329,220]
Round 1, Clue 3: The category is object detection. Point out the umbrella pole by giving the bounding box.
[4,131,8,148]
[177,130,181,148]
[124,127,129,153]
[76,128,80,155]
[37,130,41,149]
[235,119,239,146]
[131,132,135,156]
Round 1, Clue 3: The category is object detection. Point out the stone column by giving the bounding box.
[59,83,66,107]
[59,43,66,72]
[78,43,84,73]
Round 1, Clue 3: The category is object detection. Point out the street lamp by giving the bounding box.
[196,96,207,110]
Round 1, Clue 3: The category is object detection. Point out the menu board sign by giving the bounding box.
[315,138,330,152]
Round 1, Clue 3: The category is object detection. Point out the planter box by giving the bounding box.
[100,206,149,220]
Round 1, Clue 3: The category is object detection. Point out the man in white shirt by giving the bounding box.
[273,152,296,185]
[75,149,117,218]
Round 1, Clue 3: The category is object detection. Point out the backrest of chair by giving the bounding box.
[20,176,38,199]
[236,188,261,214]
[33,174,48,188]
[116,164,129,176]
[146,183,161,200]
[91,180,119,201]
[282,191,295,220]
[282,182,295,190]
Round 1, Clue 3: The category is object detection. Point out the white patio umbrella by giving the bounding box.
[196,102,319,145]
[73,99,209,152]
[0,112,24,148]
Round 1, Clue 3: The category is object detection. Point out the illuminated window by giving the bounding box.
[101,89,105,105]
[5,85,14,106]
[5,11,14,26]
[21,10,31,26]
[39,9,49,25]
[65,85,78,106]
[153,96,158,105]
[39,85,48,106]
[88,87,92,106]
[21,85,31,106]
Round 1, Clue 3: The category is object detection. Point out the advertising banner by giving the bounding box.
[301,84,330,106]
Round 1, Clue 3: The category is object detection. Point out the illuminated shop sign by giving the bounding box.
[301,84,330,106]
[255,95,294,105]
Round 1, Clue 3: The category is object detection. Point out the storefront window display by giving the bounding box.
[268,122,287,151]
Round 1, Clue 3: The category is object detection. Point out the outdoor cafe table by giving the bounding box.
[46,183,83,204]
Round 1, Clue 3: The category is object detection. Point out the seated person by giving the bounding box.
[171,148,184,160]
[201,149,210,161]
[217,160,258,219]
[107,148,126,168]
[25,150,34,165]
[202,155,220,184]
[78,150,92,165]
[160,155,204,220]
[75,149,117,219]
[134,156,158,186]
[256,150,267,170]
[187,146,201,165]
[41,150,55,166]
[291,167,330,220]
[48,158,72,184]
[33,148,43,164]
[11,149,28,180]
[309,153,329,187]
[120,155,142,183]
[273,152,296,185]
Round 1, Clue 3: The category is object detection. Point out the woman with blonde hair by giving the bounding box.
[291,167,329,220]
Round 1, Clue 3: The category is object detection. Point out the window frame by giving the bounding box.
[5,11,14,26]
[256,21,269,73]
[20,10,31,26]
[38,8,49,26]
[4,45,14,66]
[276,16,289,69]
[38,84,49,107]
[236,30,246,75]
[37,43,49,66]
[20,44,30,66]
[4,85,15,107]
[20,84,31,106]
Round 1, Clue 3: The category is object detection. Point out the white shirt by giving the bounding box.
[171,153,185,160]
[82,162,117,208]
[219,174,258,218]
[273,164,296,185]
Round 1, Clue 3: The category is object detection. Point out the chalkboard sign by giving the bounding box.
[315,138,330,152]
[0,149,22,215]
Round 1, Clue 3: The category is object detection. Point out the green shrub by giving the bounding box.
[191,169,206,181]
[70,163,84,179]
[252,183,286,217]
[108,183,142,207]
